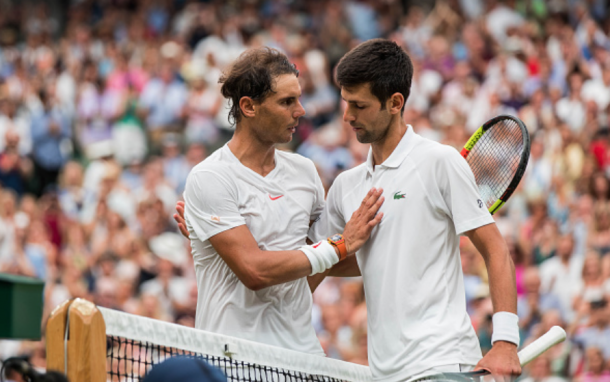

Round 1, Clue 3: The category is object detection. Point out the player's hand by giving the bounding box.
[343,188,384,254]
[475,341,521,382]
[173,201,189,238]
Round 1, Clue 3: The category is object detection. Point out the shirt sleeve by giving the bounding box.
[183,169,246,242]
[308,177,346,243]
[437,147,495,235]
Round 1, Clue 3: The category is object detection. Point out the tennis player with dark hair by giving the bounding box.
[308,39,521,381]
[180,47,384,355]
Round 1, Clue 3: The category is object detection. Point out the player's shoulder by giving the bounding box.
[276,149,315,168]
[411,137,463,173]
[332,162,368,189]
[276,149,320,178]
[188,146,237,179]
[414,136,460,161]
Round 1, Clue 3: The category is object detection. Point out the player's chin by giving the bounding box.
[355,131,373,144]
[278,131,294,144]
[282,126,297,142]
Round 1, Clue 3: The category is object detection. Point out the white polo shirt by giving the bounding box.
[184,144,325,355]
[310,126,494,381]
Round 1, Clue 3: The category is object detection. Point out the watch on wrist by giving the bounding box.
[327,234,347,261]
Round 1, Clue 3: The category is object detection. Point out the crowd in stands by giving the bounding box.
[1,0,610,380]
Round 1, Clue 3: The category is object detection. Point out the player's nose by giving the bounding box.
[294,101,306,118]
[343,108,355,123]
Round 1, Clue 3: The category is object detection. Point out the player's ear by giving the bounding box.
[388,92,404,115]
[240,97,256,118]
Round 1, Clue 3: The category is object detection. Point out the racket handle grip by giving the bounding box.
[419,326,567,381]
[518,326,567,366]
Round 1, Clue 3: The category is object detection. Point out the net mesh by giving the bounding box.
[466,118,525,210]
[106,335,349,382]
[100,308,372,382]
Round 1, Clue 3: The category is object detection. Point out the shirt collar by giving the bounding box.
[365,125,417,174]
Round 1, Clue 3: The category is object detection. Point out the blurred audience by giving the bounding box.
[0,0,610,379]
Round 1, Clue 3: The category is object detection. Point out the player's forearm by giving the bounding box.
[328,256,361,277]
[240,249,314,291]
[307,271,330,292]
[480,243,521,349]
[486,251,518,314]
[245,243,346,290]
[308,255,360,292]
[466,224,517,314]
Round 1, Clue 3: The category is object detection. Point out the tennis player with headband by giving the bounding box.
[179,47,384,355]
[307,39,521,382]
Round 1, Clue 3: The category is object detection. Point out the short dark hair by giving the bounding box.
[335,39,413,113]
[219,47,299,124]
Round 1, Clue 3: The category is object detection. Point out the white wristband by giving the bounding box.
[491,311,520,346]
[299,241,339,275]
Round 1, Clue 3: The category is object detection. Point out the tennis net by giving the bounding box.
[47,299,372,382]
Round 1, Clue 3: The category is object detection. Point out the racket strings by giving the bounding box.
[466,119,524,209]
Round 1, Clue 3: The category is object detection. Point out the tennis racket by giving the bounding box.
[430,326,567,381]
[461,115,531,215]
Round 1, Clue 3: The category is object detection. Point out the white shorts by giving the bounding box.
[406,364,476,382]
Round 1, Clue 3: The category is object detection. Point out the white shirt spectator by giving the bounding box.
[539,255,584,322]
[555,97,586,132]
[184,85,221,145]
[406,69,443,113]
[0,109,32,156]
[581,76,610,112]
[485,4,524,44]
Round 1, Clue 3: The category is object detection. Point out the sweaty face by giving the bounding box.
[253,74,305,144]
[341,84,392,144]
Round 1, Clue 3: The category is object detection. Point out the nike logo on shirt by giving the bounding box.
[269,194,284,201]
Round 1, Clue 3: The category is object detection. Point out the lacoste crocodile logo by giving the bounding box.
[394,192,406,200]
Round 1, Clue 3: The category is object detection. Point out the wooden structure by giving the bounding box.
[46,298,107,382]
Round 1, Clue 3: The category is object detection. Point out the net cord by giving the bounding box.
[99,307,372,382]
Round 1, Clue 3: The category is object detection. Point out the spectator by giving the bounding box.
[518,267,564,337]
[112,84,147,165]
[0,129,32,196]
[539,233,584,322]
[572,251,610,314]
[0,97,32,156]
[556,71,587,133]
[532,219,560,265]
[30,89,71,196]
[139,232,191,319]
[160,133,190,195]
[182,67,222,147]
[572,299,610,361]
[461,241,485,313]
[587,205,610,256]
[576,347,610,382]
[520,355,568,382]
[57,161,86,222]
[74,61,121,158]
[138,63,188,149]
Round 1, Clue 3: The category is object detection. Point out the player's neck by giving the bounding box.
[228,127,276,177]
[370,116,407,167]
